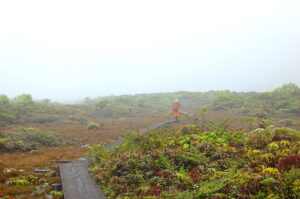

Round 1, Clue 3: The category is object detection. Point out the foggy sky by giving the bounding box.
[0,0,299,101]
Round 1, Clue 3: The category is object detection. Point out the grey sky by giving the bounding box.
[0,0,299,101]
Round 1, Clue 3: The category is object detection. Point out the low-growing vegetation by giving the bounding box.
[50,190,64,199]
[0,83,299,198]
[0,127,63,152]
[87,122,102,130]
[88,125,300,198]
[0,83,299,128]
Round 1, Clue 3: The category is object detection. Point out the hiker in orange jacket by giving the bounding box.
[172,99,181,121]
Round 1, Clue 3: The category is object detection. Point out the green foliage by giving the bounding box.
[8,127,62,147]
[8,178,31,185]
[176,166,192,184]
[0,95,9,105]
[211,83,300,118]
[201,106,207,112]
[267,142,279,151]
[116,129,177,153]
[205,118,233,132]
[282,168,300,198]
[195,179,231,198]
[200,106,208,127]
[0,94,15,126]
[156,154,174,170]
[96,99,108,109]
[88,125,300,198]
[0,112,15,126]
[7,175,48,188]
[13,94,33,105]
[0,83,299,127]
[181,124,199,135]
[278,119,298,128]
[87,143,107,163]
[272,83,300,96]
[87,122,102,129]
[9,94,36,124]
[0,138,10,143]
[50,191,64,196]
[261,118,272,127]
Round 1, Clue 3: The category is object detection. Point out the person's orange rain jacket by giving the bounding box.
[172,102,181,118]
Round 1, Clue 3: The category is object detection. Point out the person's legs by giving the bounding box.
[174,110,180,121]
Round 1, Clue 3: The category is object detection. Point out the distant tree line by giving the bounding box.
[0,83,299,127]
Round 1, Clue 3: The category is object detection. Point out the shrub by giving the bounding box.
[69,113,87,123]
[277,155,300,171]
[278,119,298,128]
[271,127,300,141]
[0,113,15,126]
[181,124,199,135]
[32,114,59,124]
[205,118,233,132]
[8,127,62,147]
[87,122,102,130]
[0,138,10,143]
[8,178,31,185]
[282,168,300,198]
[88,125,300,198]
[240,116,258,130]
[50,190,64,197]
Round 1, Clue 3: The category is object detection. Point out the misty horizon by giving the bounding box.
[1,1,299,102]
[1,82,298,104]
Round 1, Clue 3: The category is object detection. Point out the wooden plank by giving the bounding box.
[60,160,106,199]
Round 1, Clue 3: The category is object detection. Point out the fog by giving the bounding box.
[0,0,299,102]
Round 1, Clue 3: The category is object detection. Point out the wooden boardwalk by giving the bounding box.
[59,119,177,199]
[59,159,106,199]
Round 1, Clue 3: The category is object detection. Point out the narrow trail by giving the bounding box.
[59,118,177,199]
[105,119,177,151]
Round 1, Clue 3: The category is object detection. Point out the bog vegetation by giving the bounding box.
[0,83,299,128]
[88,125,300,198]
[0,127,63,152]
[0,83,299,199]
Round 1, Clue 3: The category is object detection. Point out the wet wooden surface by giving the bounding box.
[59,159,106,199]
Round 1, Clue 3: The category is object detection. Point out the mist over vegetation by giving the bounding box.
[0,83,299,128]
[1,1,300,198]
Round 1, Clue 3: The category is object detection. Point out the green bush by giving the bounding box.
[181,124,199,135]
[87,122,102,130]
[0,112,15,126]
[50,191,64,197]
[8,127,62,147]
